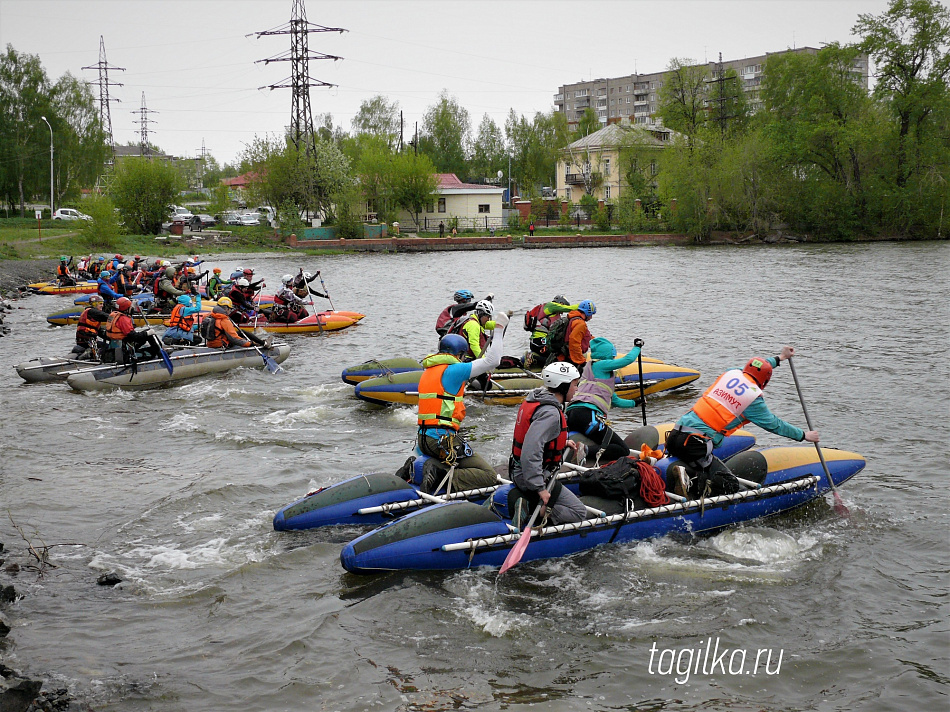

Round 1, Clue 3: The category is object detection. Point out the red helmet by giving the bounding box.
[743,357,773,388]
[114,253,122,259]
[242,268,254,276]
[116,297,132,312]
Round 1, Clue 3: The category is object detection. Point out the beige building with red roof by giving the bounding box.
[395,173,504,232]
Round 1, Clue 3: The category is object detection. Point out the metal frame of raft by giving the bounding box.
[440,475,818,553]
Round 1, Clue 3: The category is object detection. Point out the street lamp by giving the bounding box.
[40,115,54,216]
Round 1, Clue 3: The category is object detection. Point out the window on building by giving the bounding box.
[650,160,657,176]
[438,198,446,213]
[626,97,631,104]
[478,204,490,213]
[604,158,611,176]
[566,187,572,201]
[426,202,434,213]
[605,185,611,199]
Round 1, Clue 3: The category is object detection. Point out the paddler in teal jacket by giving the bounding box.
[666,345,819,496]
[565,337,642,464]
[413,310,509,493]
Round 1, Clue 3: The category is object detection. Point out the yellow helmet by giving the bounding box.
[217,296,233,308]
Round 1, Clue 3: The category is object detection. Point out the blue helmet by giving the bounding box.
[99,270,111,279]
[578,300,596,319]
[439,334,468,356]
[177,295,193,306]
[453,289,474,303]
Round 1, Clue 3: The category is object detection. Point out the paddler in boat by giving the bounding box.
[103,297,162,364]
[415,308,510,493]
[508,362,588,526]
[547,299,596,373]
[163,294,203,346]
[665,346,820,498]
[522,295,577,369]
[435,289,477,337]
[71,294,109,360]
[56,255,76,286]
[267,274,308,323]
[200,296,269,350]
[155,266,190,312]
[96,269,122,311]
[291,269,327,302]
[564,336,644,465]
[206,268,231,300]
[446,299,495,361]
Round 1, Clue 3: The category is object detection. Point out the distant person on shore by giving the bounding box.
[439,220,445,238]
[529,222,535,236]
[665,346,820,498]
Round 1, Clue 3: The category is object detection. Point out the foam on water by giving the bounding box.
[159,412,199,432]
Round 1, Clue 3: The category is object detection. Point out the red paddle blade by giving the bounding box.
[499,527,533,574]
[832,491,850,516]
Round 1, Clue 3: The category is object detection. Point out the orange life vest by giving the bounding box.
[690,369,763,435]
[417,360,466,430]
[76,307,105,340]
[167,304,195,331]
[105,312,130,341]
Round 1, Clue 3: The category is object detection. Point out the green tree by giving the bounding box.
[506,110,571,197]
[392,151,438,227]
[854,0,950,189]
[706,67,750,140]
[351,95,400,150]
[354,135,398,223]
[110,157,182,234]
[572,107,601,140]
[78,192,122,249]
[419,90,470,176]
[470,114,506,183]
[0,45,52,215]
[657,58,709,142]
[761,44,878,235]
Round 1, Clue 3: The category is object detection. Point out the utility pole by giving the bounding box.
[82,36,125,171]
[194,139,210,191]
[132,92,158,159]
[250,0,346,156]
[705,52,734,140]
[399,110,403,153]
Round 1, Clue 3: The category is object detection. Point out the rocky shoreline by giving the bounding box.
[0,260,57,298]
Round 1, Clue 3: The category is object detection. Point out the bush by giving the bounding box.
[110,158,182,235]
[78,194,123,250]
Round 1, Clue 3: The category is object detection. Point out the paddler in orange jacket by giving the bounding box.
[665,345,819,496]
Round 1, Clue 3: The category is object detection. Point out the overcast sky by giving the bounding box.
[1,0,889,165]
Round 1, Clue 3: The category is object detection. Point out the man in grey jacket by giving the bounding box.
[509,362,588,525]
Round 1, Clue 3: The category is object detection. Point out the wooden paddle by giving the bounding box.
[788,356,848,515]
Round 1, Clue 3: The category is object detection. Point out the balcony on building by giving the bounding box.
[564,172,602,185]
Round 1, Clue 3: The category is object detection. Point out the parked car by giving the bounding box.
[237,213,260,226]
[52,208,92,221]
[189,214,216,229]
[222,212,243,226]
[168,205,194,222]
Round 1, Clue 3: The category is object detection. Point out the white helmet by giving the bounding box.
[475,299,494,318]
[281,274,293,285]
[236,278,249,287]
[542,362,580,389]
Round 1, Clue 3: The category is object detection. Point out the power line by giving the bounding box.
[131,92,158,158]
[82,35,125,165]
[249,0,346,155]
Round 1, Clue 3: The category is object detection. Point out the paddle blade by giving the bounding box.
[262,353,281,374]
[153,337,173,375]
[499,526,533,574]
[832,490,850,516]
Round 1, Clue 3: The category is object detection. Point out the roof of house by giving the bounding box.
[564,123,676,152]
[221,172,258,188]
[436,173,502,191]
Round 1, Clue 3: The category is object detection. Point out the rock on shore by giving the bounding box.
[0,260,57,297]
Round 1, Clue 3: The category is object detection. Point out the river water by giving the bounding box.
[0,242,946,712]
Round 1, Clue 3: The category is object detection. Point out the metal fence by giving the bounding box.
[411,216,508,233]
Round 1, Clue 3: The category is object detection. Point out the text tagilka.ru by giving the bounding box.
[648,638,784,685]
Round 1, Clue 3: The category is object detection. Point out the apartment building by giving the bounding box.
[554,47,870,128]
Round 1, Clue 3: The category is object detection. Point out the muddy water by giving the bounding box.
[0,242,946,711]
